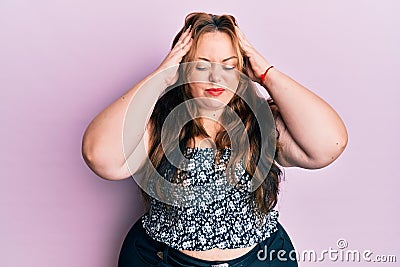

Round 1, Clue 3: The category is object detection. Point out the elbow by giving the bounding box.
[330,127,349,164]
[82,152,129,181]
[312,117,349,168]
[81,141,129,181]
[308,134,348,169]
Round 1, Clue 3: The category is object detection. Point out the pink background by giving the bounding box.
[1,1,399,266]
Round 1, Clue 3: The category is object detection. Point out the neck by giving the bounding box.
[197,106,225,121]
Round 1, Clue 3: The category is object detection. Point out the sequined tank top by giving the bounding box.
[141,146,279,250]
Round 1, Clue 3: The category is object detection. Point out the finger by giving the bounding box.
[173,39,192,60]
[181,30,193,45]
[181,28,193,45]
[177,25,192,43]
[173,29,192,52]
[172,39,186,52]
[180,38,193,53]
[174,40,189,52]
[170,38,192,59]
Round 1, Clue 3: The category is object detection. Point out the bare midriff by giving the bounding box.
[178,243,258,261]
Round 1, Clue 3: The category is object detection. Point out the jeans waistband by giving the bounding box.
[161,243,262,267]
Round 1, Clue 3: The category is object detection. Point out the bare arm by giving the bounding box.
[237,27,348,169]
[81,27,193,180]
[81,73,165,180]
[267,73,348,169]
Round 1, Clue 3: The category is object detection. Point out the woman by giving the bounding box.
[82,12,348,267]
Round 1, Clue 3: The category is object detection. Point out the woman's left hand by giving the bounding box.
[236,26,272,84]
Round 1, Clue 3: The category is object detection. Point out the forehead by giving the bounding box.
[195,31,237,61]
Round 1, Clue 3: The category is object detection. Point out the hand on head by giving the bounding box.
[235,26,272,84]
[156,26,193,87]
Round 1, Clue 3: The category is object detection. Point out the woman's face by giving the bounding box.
[187,31,240,111]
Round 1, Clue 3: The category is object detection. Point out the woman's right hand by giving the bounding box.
[155,26,193,87]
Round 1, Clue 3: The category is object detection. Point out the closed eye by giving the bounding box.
[195,66,209,71]
[223,65,235,70]
[195,62,211,71]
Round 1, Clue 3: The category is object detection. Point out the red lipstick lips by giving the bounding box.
[205,88,224,96]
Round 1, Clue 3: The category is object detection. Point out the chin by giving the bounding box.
[192,97,229,110]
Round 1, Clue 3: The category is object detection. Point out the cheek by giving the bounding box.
[229,78,240,90]
[224,73,240,94]
[188,83,204,98]
[188,71,208,84]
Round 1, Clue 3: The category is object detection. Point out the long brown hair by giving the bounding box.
[138,12,283,226]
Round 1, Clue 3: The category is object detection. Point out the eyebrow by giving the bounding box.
[197,56,238,62]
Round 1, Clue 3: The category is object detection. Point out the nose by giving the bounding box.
[209,64,223,83]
